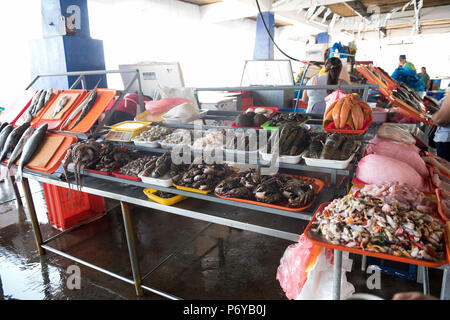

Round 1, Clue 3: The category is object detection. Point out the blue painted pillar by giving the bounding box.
[253,12,275,60]
[30,0,107,90]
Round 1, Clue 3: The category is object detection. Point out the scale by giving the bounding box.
[105,121,151,142]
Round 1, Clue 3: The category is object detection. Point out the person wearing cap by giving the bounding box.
[399,54,416,71]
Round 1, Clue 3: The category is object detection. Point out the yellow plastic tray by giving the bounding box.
[143,188,188,206]
[110,121,151,132]
[172,183,211,194]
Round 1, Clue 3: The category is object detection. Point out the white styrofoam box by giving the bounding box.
[140,174,173,187]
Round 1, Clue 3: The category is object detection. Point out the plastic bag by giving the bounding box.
[325,90,346,110]
[276,234,321,300]
[295,250,355,300]
[276,234,355,300]
[146,84,199,115]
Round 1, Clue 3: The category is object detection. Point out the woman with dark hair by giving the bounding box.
[302,57,347,114]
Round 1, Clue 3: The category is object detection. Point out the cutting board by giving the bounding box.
[41,92,80,120]
[27,135,65,168]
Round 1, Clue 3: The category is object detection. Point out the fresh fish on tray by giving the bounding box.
[0,122,30,161]
[7,126,36,174]
[51,95,69,119]
[0,124,14,151]
[16,123,48,182]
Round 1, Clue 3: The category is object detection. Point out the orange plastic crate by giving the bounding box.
[42,183,106,231]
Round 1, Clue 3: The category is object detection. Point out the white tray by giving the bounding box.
[221,146,259,157]
[159,141,189,150]
[132,139,160,148]
[301,142,361,169]
[139,174,173,187]
[259,148,302,164]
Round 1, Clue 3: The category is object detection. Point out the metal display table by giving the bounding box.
[16,160,351,299]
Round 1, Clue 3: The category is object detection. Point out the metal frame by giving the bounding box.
[25,69,145,139]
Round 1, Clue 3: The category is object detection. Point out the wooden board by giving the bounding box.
[41,92,80,120]
[27,135,65,168]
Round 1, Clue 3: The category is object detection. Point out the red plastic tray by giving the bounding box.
[304,202,450,268]
[3,90,37,126]
[85,168,113,176]
[32,90,86,130]
[435,189,449,222]
[112,170,142,181]
[324,115,373,135]
[215,175,324,212]
[4,132,78,175]
[231,107,278,129]
[61,89,117,133]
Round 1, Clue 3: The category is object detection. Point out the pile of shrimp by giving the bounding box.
[311,194,446,262]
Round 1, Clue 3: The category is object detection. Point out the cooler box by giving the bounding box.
[42,183,107,231]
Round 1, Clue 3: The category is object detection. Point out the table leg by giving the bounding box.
[423,266,430,295]
[120,201,144,297]
[440,268,449,300]
[9,175,22,207]
[361,255,367,271]
[21,177,45,255]
[333,249,342,300]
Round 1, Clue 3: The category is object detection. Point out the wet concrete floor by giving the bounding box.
[0,178,446,300]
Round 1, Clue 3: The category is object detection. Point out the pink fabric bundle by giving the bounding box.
[356,154,427,192]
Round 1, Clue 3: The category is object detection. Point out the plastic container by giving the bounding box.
[231,107,279,129]
[302,152,356,170]
[302,142,361,169]
[173,183,211,194]
[304,202,449,268]
[112,170,142,181]
[143,188,187,206]
[261,117,311,131]
[132,139,160,148]
[259,148,303,164]
[215,175,324,213]
[42,183,106,231]
[323,115,373,135]
[140,174,173,187]
[372,108,389,123]
[84,168,113,176]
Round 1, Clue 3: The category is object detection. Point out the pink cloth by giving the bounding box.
[144,97,192,115]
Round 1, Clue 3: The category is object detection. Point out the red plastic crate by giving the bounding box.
[42,183,107,231]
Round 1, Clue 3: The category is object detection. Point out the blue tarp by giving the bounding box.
[391,67,425,92]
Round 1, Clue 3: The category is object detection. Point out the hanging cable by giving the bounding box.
[254,0,307,64]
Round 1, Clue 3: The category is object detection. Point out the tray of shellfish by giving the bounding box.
[305,196,450,268]
[214,170,324,212]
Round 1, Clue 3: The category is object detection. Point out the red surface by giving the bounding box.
[112,170,142,181]
[324,115,373,135]
[85,168,113,176]
[33,90,87,130]
[60,89,117,133]
[3,133,77,175]
[231,107,279,129]
[304,203,450,268]
[436,189,450,222]
[42,183,106,231]
[215,175,324,213]
[7,90,37,126]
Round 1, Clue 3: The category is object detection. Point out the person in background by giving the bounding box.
[399,54,416,71]
[432,93,450,161]
[302,57,347,114]
[419,67,430,91]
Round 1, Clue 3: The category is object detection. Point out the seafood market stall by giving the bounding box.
[1,71,449,300]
